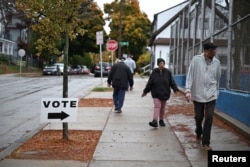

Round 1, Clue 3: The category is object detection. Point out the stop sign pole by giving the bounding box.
[106,40,118,65]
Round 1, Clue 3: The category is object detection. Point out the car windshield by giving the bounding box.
[45,65,56,68]
[55,64,63,67]
[99,62,110,66]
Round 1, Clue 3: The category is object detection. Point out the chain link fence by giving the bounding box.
[170,0,250,92]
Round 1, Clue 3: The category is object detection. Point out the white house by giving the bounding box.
[148,1,189,70]
[0,13,28,64]
[0,8,19,63]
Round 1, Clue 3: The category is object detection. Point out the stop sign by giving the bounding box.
[106,40,118,51]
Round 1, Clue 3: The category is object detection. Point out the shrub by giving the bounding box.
[0,54,9,64]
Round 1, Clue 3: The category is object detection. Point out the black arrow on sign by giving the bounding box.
[48,111,69,120]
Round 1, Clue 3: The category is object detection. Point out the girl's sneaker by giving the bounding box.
[149,120,158,127]
[159,120,166,126]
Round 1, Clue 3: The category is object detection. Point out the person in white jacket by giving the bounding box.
[125,54,136,75]
[185,43,221,151]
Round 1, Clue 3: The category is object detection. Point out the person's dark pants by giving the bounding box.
[113,86,126,110]
[193,100,216,146]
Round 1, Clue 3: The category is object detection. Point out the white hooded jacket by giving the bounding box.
[185,53,221,102]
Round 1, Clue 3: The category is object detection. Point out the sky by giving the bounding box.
[95,0,186,32]
[95,0,186,21]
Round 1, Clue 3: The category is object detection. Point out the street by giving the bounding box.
[0,74,103,152]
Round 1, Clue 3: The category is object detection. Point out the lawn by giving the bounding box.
[0,64,41,74]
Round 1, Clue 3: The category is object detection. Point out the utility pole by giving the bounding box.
[118,0,123,58]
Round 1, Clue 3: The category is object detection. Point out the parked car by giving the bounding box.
[67,66,73,75]
[94,62,111,77]
[71,65,82,74]
[80,65,90,75]
[54,63,64,74]
[43,64,59,75]
[43,63,71,75]
[71,65,90,75]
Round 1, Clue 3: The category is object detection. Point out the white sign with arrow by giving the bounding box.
[40,98,78,123]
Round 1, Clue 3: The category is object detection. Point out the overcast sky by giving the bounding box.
[95,0,186,21]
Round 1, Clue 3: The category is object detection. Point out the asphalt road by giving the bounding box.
[0,74,104,152]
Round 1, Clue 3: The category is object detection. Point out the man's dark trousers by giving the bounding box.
[113,86,126,110]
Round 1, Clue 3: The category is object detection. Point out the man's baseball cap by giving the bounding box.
[203,43,218,50]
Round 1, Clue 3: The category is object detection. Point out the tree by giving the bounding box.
[69,1,107,56]
[15,0,92,140]
[137,51,150,69]
[0,0,16,31]
[104,0,151,61]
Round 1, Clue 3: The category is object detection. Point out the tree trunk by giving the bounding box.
[62,33,69,140]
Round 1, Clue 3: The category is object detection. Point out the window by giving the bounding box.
[199,18,209,30]
[180,17,188,29]
[215,18,226,30]
[0,42,2,53]
[170,54,174,64]
[5,30,10,40]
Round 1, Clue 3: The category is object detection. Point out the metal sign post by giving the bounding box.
[96,31,104,86]
[18,49,25,77]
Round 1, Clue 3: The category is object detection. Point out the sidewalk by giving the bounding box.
[0,76,249,167]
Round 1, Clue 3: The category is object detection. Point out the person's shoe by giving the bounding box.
[196,134,202,140]
[115,109,122,113]
[202,144,212,151]
[149,120,158,127]
[159,120,166,126]
[196,134,202,143]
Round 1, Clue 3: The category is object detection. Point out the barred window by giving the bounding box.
[199,18,209,30]
[215,18,226,30]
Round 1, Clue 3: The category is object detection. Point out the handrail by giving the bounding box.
[140,64,151,75]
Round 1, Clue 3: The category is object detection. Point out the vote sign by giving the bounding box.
[106,40,118,51]
[40,98,78,123]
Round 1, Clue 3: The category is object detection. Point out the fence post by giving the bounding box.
[227,0,233,89]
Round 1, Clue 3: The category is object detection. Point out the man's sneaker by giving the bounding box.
[149,120,158,127]
[159,120,166,126]
[196,134,202,143]
[202,144,212,151]
[196,134,202,140]
[115,109,122,113]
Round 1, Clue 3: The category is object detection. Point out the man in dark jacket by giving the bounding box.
[108,57,134,113]
[142,58,179,127]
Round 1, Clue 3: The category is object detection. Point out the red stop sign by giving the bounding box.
[106,40,118,51]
